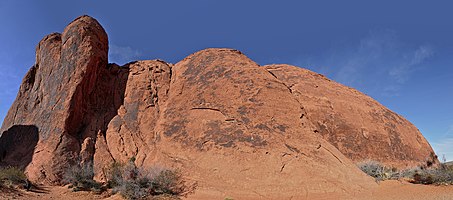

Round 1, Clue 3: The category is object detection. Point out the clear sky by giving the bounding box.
[1,1,452,160]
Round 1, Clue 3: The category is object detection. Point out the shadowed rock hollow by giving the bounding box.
[0,15,437,198]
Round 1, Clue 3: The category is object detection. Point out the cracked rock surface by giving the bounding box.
[264,64,437,169]
[0,15,437,198]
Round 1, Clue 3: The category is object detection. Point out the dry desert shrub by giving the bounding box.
[357,158,453,185]
[405,164,453,185]
[63,162,103,193]
[107,159,196,200]
[0,166,31,191]
[356,160,397,181]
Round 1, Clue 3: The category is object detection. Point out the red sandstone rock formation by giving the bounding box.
[0,15,437,198]
[0,15,117,184]
[264,64,437,168]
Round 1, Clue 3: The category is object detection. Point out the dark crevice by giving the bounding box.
[285,143,301,154]
[54,133,64,152]
[191,107,222,112]
[280,164,286,172]
[266,70,278,79]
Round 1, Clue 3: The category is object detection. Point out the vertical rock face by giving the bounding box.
[0,15,114,184]
[0,15,438,198]
[94,60,172,181]
[264,64,437,168]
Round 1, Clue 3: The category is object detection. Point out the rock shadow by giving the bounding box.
[0,125,39,168]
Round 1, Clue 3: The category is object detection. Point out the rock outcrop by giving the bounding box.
[0,15,437,198]
[0,15,113,184]
[263,64,437,168]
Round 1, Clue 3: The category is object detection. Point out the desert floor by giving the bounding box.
[1,180,453,200]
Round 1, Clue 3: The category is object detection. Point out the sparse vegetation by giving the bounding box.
[63,162,103,193]
[357,158,453,185]
[106,159,196,200]
[404,163,453,185]
[61,158,195,199]
[0,166,29,189]
[356,160,397,181]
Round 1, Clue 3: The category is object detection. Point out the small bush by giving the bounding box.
[63,162,102,192]
[151,169,189,196]
[107,161,125,188]
[107,160,195,200]
[0,166,28,189]
[357,159,453,185]
[408,167,453,185]
[357,160,396,181]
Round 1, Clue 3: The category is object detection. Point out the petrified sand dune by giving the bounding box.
[0,15,437,198]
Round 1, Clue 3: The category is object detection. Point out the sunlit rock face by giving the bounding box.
[0,15,436,198]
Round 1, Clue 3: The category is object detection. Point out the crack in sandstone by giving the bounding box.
[265,69,295,94]
[190,107,222,112]
[190,107,229,120]
[264,68,309,128]
[54,134,64,152]
[280,163,286,172]
[266,70,278,79]
[322,146,344,165]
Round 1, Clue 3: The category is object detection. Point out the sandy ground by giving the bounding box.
[353,180,453,200]
[186,181,453,200]
[1,181,453,200]
[0,185,120,200]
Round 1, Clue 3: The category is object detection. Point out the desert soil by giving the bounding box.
[187,180,453,200]
[1,181,453,200]
[0,185,121,200]
[354,180,453,200]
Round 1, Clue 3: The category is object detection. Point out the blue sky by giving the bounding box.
[1,1,452,161]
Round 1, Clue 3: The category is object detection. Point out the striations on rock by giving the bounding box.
[263,64,437,168]
[0,15,438,198]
